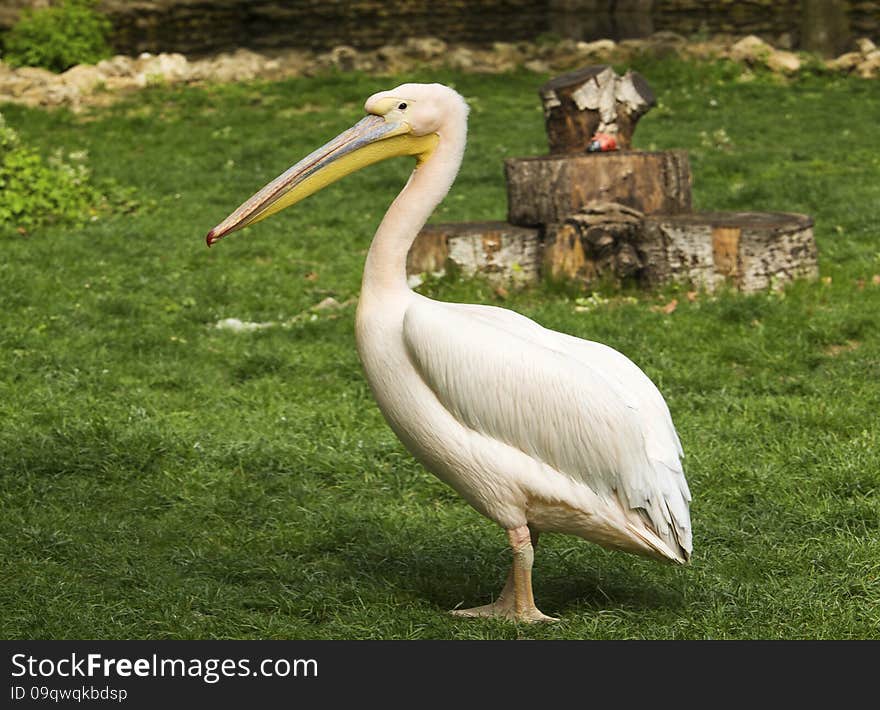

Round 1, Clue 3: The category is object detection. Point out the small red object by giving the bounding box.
[587,133,618,152]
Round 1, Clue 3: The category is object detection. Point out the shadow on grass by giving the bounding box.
[283,504,687,618]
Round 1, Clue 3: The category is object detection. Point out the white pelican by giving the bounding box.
[207,83,692,622]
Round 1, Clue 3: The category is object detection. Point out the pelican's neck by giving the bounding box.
[360,122,466,300]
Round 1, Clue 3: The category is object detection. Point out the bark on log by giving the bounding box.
[544,208,817,292]
[544,203,646,284]
[640,212,818,292]
[505,150,691,227]
[540,65,655,153]
[408,221,541,286]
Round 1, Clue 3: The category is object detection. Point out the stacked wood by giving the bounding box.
[408,221,541,286]
[403,66,818,295]
[505,150,691,226]
[539,65,656,153]
[544,203,646,284]
[543,207,818,292]
[640,212,818,292]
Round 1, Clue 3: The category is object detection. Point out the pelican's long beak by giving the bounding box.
[206,114,438,246]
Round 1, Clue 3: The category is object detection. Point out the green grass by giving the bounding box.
[1,59,879,639]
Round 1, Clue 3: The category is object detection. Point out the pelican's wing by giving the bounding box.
[403,296,692,559]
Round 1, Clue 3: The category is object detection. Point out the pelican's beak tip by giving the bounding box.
[205,228,219,247]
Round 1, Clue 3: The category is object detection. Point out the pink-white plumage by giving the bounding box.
[208,83,692,622]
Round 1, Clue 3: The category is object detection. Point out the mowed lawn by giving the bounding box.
[1,59,878,639]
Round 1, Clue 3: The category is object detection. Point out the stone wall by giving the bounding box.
[651,0,878,55]
[1,1,876,57]
[104,0,552,56]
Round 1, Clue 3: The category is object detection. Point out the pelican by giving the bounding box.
[207,83,692,622]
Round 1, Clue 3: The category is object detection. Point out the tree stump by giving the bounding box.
[540,65,656,153]
[505,150,691,227]
[544,203,646,284]
[408,221,541,286]
[640,212,818,292]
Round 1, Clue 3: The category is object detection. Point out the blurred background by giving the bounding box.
[1,0,876,59]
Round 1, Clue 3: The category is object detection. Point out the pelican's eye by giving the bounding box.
[398,102,407,110]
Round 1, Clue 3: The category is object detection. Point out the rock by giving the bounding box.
[576,39,616,57]
[234,48,269,72]
[17,87,49,108]
[855,37,877,55]
[14,66,55,86]
[492,42,523,64]
[353,55,379,73]
[60,64,105,95]
[552,39,579,55]
[447,47,475,72]
[313,45,359,73]
[471,49,516,74]
[767,49,801,74]
[617,39,650,54]
[404,36,447,60]
[650,31,687,46]
[826,51,863,72]
[856,51,880,78]
[185,58,213,82]
[96,55,136,77]
[375,44,409,74]
[2,67,54,99]
[40,82,81,107]
[730,35,773,63]
[273,50,311,78]
[137,53,190,83]
[683,40,727,60]
[524,59,550,73]
[329,45,359,71]
[0,75,26,98]
[203,48,267,83]
[728,35,800,74]
[102,76,137,92]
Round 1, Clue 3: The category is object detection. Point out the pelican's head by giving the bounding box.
[206,83,467,246]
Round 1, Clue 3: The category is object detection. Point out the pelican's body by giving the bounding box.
[208,83,692,621]
[358,293,690,560]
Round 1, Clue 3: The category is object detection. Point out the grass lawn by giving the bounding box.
[1,58,878,639]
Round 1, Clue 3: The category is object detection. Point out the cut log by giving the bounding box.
[505,150,691,227]
[544,209,817,292]
[544,203,646,284]
[640,212,818,292]
[408,221,541,286]
[539,65,656,153]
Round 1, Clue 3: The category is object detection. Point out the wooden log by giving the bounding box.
[407,221,541,286]
[539,65,655,153]
[640,212,818,292]
[544,203,646,284]
[505,150,691,227]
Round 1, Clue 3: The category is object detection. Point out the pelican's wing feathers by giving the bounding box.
[403,296,692,559]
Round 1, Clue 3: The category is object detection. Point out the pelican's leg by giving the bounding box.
[506,525,558,623]
[451,525,557,623]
